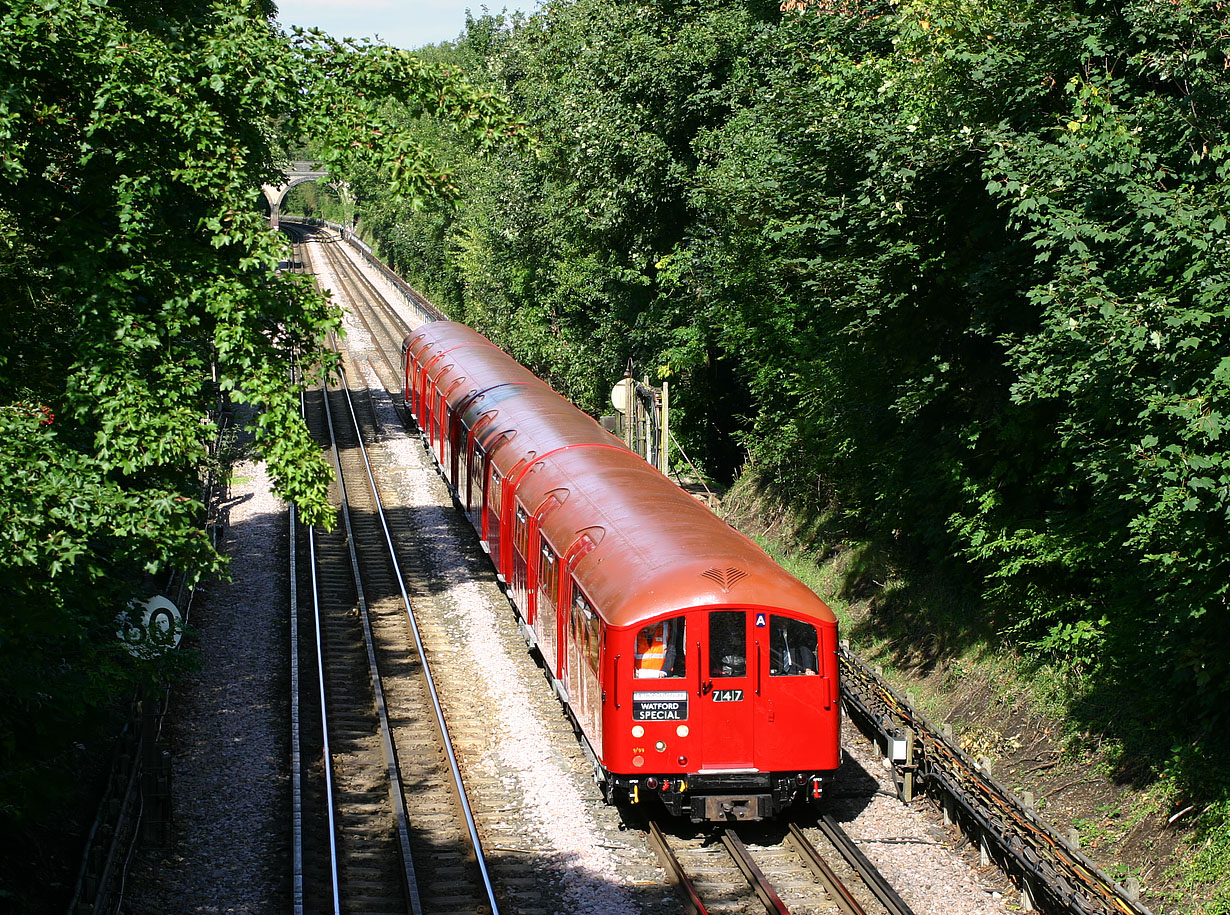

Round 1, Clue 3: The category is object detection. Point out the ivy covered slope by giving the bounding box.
[0,0,519,840]
[363,0,1230,821]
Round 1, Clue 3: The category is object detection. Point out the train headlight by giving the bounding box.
[676,724,689,737]
[655,741,667,753]
[632,725,645,738]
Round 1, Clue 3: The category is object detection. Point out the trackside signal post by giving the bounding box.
[608,369,670,475]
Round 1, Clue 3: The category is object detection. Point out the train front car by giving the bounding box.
[518,443,842,823]
[403,322,842,822]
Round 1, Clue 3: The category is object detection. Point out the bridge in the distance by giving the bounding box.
[262,160,348,227]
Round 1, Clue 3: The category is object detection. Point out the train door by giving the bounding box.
[699,609,754,769]
[536,543,560,677]
[511,504,531,613]
[465,438,481,518]
[753,614,826,770]
[435,394,447,464]
[565,593,581,703]
[457,422,470,506]
[486,464,502,567]
[416,365,430,424]
[442,403,453,474]
[568,592,602,744]
[420,380,434,442]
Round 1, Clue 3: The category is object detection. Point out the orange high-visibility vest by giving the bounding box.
[636,624,668,673]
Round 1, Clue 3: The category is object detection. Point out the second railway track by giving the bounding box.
[291,227,500,913]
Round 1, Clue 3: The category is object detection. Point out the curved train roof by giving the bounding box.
[407,322,836,631]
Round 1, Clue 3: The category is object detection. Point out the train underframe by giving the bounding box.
[605,769,833,822]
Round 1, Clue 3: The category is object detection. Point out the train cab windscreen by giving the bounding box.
[709,610,746,678]
[769,616,819,676]
[634,617,685,678]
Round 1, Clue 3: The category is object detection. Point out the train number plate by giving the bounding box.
[712,689,744,702]
[633,691,688,721]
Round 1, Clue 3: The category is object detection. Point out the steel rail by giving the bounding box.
[816,816,916,915]
[289,500,305,915]
[319,369,424,915]
[307,521,342,914]
[332,356,502,915]
[646,820,710,915]
[785,824,868,915]
[721,829,791,915]
[289,297,306,915]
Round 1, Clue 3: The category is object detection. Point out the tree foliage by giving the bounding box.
[0,0,519,838]
[361,0,1230,753]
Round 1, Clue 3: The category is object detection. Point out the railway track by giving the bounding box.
[647,816,915,915]
[307,231,426,391]
[290,232,499,913]
[287,221,1042,915]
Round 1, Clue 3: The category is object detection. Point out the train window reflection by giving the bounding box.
[634,617,685,678]
[769,616,818,676]
[709,610,746,678]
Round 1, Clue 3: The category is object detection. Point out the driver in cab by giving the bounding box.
[635,617,682,678]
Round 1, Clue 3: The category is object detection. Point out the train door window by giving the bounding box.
[769,616,818,676]
[634,616,685,678]
[572,593,601,674]
[709,610,746,678]
[514,506,529,556]
[571,597,584,647]
[586,614,601,674]
[490,467,503,518]
[467,442,482,510]
[540,545,559,612]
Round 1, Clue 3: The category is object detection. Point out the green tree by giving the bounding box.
[0,0,519,846]
[360,0,1230,749]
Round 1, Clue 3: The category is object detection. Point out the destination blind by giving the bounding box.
[632,690,688,721]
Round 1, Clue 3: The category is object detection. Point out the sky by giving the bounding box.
[275,0,539,51]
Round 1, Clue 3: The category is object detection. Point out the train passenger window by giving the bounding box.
[769,616,818,676]
[490,468,502,515]
[634,617,685,679]
[709,611,746,678]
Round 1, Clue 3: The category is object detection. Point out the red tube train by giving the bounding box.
[403,321,841,821]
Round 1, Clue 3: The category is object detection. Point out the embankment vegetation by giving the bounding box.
[347,1,1230,907]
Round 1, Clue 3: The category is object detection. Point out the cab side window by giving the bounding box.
[769,616,818,676]
[634,616,685,679]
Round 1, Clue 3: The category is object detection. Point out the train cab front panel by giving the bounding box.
[601,604,841,822]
